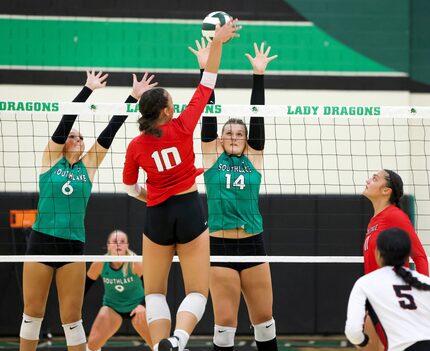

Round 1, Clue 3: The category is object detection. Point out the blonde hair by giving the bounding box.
[106,229,136,277]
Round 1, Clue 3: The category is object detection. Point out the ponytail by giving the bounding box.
[138,87,169,138]
[378,228,430,291]
[384,169,403,208]
[394,266,430,291]
[122,248,137,277]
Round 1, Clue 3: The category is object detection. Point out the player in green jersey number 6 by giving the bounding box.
[20,71,157,351]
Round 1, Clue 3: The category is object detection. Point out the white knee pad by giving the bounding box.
[177,292,207,322]
[145,294,171,324]
[63,320,86,346]
[20,314,43,340]
[213,325,236,347]
[253,318,276,342]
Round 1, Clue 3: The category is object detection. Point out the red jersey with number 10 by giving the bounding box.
[363,205,429,275]
[123,84,213,206]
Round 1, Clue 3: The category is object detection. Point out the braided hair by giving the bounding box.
[377,228,430,290]
[383,169,404,208]
[137,87,169,138]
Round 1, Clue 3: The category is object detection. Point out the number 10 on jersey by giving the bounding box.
[151,147,182,172]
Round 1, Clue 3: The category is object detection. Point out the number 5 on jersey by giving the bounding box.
[151,147,182,172]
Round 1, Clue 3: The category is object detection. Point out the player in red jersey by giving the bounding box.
[363,169,428,276]
[122,20,240,351]
[361,169,429,351]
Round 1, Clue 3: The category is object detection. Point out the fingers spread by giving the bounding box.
[267,54,278,62]
[260,42,265,53]
[100,73,109,82]
[188,46,198,55]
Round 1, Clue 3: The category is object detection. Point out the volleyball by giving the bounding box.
[201,11,231,41]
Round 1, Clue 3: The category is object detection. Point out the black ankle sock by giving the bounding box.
[213,343,234,351]
[256,338,278,351]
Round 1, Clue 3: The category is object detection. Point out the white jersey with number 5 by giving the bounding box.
[345,266,430,351]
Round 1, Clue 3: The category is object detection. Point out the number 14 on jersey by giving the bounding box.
[225,174,245,190]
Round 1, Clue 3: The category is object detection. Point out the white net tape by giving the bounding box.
[1,101,429,117]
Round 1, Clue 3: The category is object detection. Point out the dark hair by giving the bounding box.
[377,228,430,290]
[221,118,248,137]
[383,169,403,207]
[137,87,169,138]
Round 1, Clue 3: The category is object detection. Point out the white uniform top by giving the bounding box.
[345,266,430,351]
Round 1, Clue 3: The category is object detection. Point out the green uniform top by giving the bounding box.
[32,157,92,242]
[101,261,144,313]
[204,152,263,234]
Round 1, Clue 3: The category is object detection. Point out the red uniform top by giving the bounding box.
[123,84,213,206]
[363,205,429,275]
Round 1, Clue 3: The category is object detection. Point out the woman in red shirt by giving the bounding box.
[122,21,240,351]
[362,169,428,351]
[363,169,428,275]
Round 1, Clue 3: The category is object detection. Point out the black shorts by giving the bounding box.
[210,234,267,272]
[405,341,430,351]
[144,191,207,246]
[26,230,84,268]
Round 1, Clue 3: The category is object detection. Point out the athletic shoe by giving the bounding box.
[158,337,180,351]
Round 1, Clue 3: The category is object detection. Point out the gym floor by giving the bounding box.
[0,335,355,351]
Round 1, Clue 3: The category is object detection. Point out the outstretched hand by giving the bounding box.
[213,18,241,44]
[85,70,109,90]
[131,72,158,100]
[188,37,211,69]
[245,42,278,75]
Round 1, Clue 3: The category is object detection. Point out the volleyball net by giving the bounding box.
[1,102,430,263]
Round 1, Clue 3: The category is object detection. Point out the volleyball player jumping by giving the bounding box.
[122,20,240,351]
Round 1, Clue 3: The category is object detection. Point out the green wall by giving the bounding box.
[288,0,430,85]
[1,0,429,85]
[0,18,393,73]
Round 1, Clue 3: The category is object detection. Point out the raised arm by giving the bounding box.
[83,73,157,181]
[41,70,108,173]
[189,38,220,168]
[206,19,240,74]
[245,42,277,154]
[176,20,240,137]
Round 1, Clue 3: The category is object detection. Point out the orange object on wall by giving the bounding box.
[10,210,38,228]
